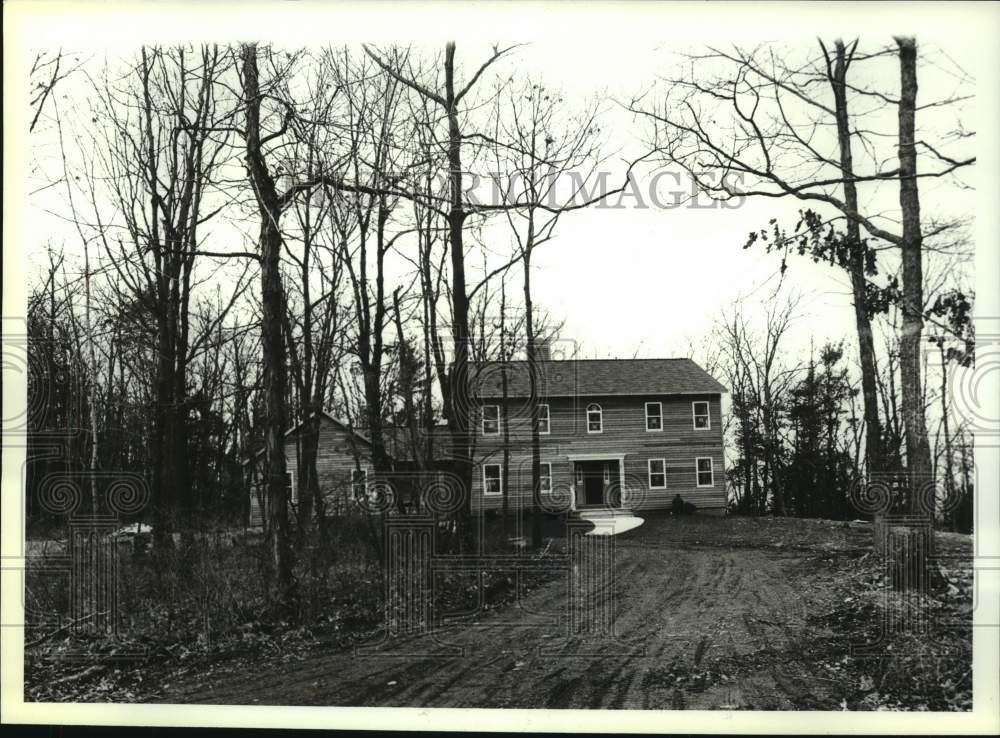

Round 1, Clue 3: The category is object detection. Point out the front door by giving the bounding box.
[584,468,604,505]
[576,460,618,507]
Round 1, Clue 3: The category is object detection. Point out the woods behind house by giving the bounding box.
[23,39,975,662]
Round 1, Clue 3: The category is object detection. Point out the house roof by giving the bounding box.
[472,358,727,399]
[242,411,454,465]
[241,411,371,465]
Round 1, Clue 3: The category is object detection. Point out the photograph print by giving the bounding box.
[3,1,998,733]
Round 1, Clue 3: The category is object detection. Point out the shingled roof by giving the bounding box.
[472,358,727,399]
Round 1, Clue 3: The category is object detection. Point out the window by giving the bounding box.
[285,470,297,504]
[645,402,663,431]
[696,457,714,487]
[648,458,666,489]
[351,469,368,500]
[482,405,500,435]
[539,462,552,494]
[587,403,603,433]
[351,469,373,502]
[537,404,550,435]
[483,464,502,496]
[603,463,611,483]
[693,401,711,430]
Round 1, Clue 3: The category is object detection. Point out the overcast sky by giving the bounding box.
[7,1,994,375]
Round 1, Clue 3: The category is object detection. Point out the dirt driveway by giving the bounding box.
[158,515,901,709]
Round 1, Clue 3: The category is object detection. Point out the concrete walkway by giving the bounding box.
[575,508,645,536]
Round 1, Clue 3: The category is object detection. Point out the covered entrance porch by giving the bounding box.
[568,453,627,510]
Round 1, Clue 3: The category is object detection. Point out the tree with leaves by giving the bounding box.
[785,342,859,519]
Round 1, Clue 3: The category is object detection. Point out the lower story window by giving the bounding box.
[648,458,666,489]
[352,469,368,499]
[285,470,296,504]
[539,462,552,494]
[483,463,502,496]
[696,457,714,487]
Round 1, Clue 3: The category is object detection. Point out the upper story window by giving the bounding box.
[483,463,502,496]
[692,401,711,430]
[482,405,500,435]
[587,403,603,433]
[537,404,550,434]
[645,402,663,431]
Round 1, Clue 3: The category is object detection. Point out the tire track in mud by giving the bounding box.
[158,518,844,708]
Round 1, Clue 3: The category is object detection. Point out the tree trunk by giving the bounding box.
[173,353,192,549]
[242,43,294,613]
[296,210,316,540]
[420,249,436,471]
[152,316,175,552]
[523,251,543,548]
[762,392,782,516]
[366,200,394,509]
[393,288,423,513]
[142,47,175,554]
[958,431,972,533]
[499,282,511,538]
[832,39,884,481]
[297,411,320,535]
[443,42,474,551]
[938,343,955,525]
[82,241,100,522]
[751,458,761,516]
[894,36,939,592]
[895,37,934,508]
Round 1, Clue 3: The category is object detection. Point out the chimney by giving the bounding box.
[536,338,552,362]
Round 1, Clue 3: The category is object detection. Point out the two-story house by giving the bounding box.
[245,354,728,524]
[469,355,728,515]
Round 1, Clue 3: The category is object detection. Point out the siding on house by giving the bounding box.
[247,360,729,522]
[469,393,726,513]
[248,415,372,526]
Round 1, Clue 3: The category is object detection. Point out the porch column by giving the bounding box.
[618,458,626,509]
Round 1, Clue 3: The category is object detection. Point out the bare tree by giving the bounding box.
[239,43,296,610]
[823,38,884,480]
[632,39,975,506]
[54,45,240,551]
[714,291,802,515]
[362,42,520,547]
[485,77,607,546]
[323,49,410,508]
[278,55,348,536]
[29,49,86,133]
[894,36,934,508]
